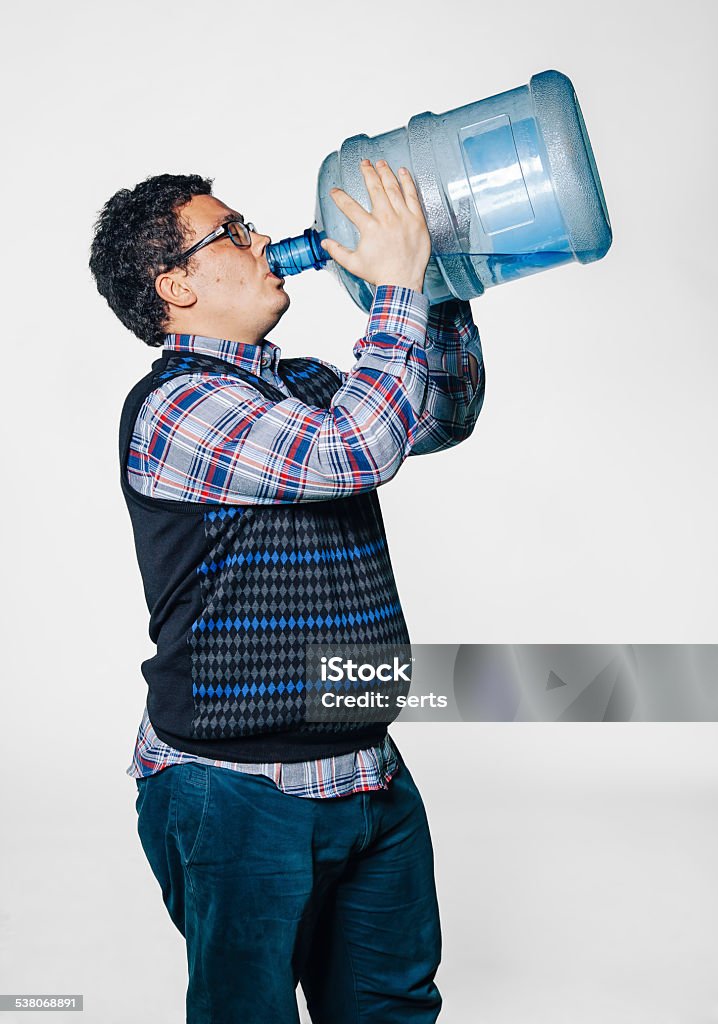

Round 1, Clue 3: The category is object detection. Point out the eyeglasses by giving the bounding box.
[166,218,257,268]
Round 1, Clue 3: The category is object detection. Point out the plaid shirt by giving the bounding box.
[126,284,484,795]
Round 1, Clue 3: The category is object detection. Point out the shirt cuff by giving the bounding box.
[365,284,430,348]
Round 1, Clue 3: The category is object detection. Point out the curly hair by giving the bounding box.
[89,173,214,347]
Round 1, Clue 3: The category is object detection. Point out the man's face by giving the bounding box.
[162,194,290,344]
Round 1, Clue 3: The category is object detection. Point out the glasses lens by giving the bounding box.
[227,221,252,247]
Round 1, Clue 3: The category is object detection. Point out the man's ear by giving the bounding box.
[155,270,198,309]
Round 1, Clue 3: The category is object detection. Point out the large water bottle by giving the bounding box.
[266,70,612,313]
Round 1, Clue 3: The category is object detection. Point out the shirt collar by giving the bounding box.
[163,333,282,376]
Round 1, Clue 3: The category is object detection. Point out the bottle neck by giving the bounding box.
[266,228,329,278]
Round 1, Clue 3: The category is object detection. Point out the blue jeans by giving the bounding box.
[134,750,443,1023]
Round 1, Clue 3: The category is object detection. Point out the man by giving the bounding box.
[89,160,485,1024]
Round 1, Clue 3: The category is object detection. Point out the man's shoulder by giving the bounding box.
[130,364,270,429]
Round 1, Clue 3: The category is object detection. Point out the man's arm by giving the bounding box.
[405,297,484,455]
[129,285,431,504]
[319,298,485,457]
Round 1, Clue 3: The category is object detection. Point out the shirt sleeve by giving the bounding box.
[131,285,431,504]
[406,298,485,456]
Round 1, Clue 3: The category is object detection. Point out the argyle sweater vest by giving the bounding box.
[119,349,412,763]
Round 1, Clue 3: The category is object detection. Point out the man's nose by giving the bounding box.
[251,230,271,255]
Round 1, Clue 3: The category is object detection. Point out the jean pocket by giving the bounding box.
[135,777,149,816]
[174,764,211,868]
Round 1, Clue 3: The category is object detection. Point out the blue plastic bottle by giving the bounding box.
[266,70,612,313]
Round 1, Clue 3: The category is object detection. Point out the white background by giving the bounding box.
[1,1,717,1021]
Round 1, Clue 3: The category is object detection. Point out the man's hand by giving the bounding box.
[320,160,431,294]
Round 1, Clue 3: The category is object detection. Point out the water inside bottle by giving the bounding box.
[469,249,574,285]
[266,229,574,287]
